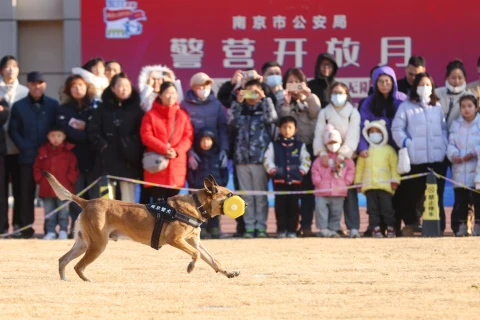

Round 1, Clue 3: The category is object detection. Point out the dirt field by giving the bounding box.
[1,238,479,320]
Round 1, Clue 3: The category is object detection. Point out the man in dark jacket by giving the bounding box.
[307,53,338,108]
[0,99,9,235]
[396,56,426,95]
[9,72,58,238]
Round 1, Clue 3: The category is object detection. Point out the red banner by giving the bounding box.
[82,0,479,98]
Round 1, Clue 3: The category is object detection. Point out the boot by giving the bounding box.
[300,228,316,238]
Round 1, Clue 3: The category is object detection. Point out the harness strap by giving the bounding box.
[151,212,164,250]
[192,193,210,219]
[175,211,203,228]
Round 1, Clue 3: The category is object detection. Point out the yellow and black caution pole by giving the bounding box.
[99,175,115,199]
[422,172,441,237]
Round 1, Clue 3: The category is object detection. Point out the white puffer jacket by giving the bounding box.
[137,65,183,112]
[313,101,360,160]
[392,100,447,165]
[447,114,480,188]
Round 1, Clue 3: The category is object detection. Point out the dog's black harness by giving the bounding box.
[146,199,204,250]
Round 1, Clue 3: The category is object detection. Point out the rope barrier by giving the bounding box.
[0,170,469,239]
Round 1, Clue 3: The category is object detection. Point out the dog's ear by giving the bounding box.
[207,174,218,186]
[204,176,218,194]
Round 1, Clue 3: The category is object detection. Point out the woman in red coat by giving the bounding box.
[140,82,193,201]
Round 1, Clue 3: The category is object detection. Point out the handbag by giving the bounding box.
[142,113,177,174]
[397,147,411,175]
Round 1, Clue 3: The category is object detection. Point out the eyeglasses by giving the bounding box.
[320,63,333,69]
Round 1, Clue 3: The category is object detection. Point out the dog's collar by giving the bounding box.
[193,193,210,219]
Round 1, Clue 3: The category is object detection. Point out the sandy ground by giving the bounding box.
[1,238,479,320]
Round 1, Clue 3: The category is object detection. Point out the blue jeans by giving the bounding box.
[43,197,69,233]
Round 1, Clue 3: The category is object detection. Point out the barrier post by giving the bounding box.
[422,172,441,237]
[99,175,115,199]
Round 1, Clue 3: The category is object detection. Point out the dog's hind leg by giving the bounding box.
[73,234,108,282]
[168,238,200,274]
[59,233,87,281]
[186,239,240,278]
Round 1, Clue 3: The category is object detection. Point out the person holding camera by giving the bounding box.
[137,65,184,112]
[277,68,321,237]
[228,79,278,238]
[88,73,144,203]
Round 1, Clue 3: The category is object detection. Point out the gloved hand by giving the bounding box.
[219,150,228,168]
[188,152,201,170]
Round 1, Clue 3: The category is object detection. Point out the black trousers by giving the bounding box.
[393,161,446,231]
[233,165,245,234]
[452,188,480,233]
[149,187,179,202]
[274,183,300,233]
[3,154,21,231]
[366,190,395,229]
[0,156,7,233]
[300,144,315,230]
[18,164,36,238]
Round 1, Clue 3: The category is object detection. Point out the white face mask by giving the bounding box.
[331,94,347,107]
[265,75,282,88]
[445,80,466,94]
[195,88,210,100]
[327,143,340,153]
[369,132,383,144]
[416,85,432,104]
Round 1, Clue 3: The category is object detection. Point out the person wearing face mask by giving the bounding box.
[137,65,184,112]
[72,57,109,101]
[436,59,474,130]
[313,82,361,237]
[140,82,193,202]
[9,72,59,238]
[279,68,320,237]
[0,55,28,235]
[307,52,339,108]
[311,124,355,238]
[466,56,480,101]
[392,73,448,236]
[88,73,145,203]
[355,120,400,238]
[261,61,285,110]
[181,72,229,175]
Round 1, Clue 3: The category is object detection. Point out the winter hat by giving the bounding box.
[362,120,388,146]
[324,124,342,145]
[190,72,213,87]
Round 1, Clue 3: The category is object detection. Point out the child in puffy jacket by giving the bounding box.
[311,124,355,237]
[264,116,311,238]
[354,120,400,238]
[33,126,79,240]
[448,95,480,236]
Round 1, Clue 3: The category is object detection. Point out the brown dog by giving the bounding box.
[44,172,241,281]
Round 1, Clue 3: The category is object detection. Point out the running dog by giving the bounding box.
[44,172,241,281]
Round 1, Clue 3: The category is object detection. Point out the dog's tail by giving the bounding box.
[44,171,87,208]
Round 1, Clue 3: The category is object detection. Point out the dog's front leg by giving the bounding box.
[168,237,200,274]
[187,238,240,278]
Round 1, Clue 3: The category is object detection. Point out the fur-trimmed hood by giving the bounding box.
[137,65,174,92]
[362,119,388,147]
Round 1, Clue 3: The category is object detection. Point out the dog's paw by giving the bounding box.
[187,261,196,274]
[226,271,240,278]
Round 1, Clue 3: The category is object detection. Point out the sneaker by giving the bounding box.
[349,229,360,238]
[256,229,268,238]
[287,232,297,238]
[58,231,68,240]
[456,223,468,237]
[373,226,384,238]
[200,228,209,239]
[300,228,316,238]
[328,229,340,238]
[277,231,287,238]
[401,225,414,237]
[316,229,329,237]
[43,232,57,240]
[244,229,255,239]
[386,227,396,238]
[473,223,480,236]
